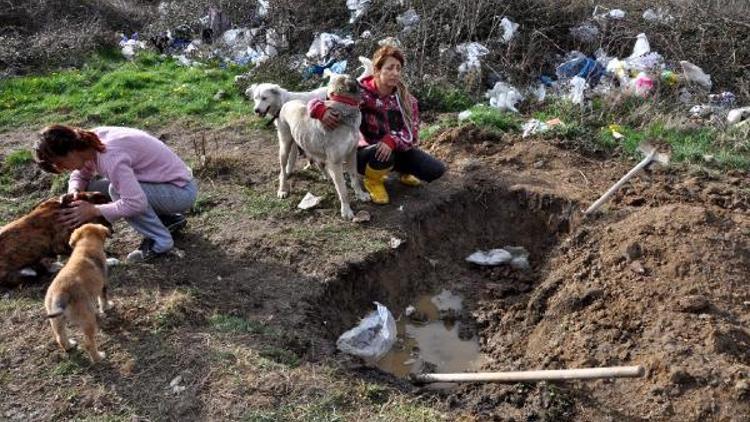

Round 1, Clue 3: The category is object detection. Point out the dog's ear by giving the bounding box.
[269,85,281,96]
[249,83,258,96]
[69,226,83,248]
[97,224,112,239]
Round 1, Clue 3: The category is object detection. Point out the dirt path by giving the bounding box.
[1,122,748,420]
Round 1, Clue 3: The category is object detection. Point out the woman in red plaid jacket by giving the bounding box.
[308,45,446,204]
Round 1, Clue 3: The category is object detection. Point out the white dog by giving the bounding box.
[276,74,370,219]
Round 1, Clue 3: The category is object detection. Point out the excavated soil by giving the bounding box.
[1,121,749,420]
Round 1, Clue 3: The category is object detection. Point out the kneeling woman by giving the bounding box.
[309,45,446,204]
[33,125,197,262]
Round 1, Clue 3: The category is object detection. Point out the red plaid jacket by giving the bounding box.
[307,75,420,151]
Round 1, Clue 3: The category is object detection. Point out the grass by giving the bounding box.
[282,223,389,256]
[209,314,273,335]
[242,187,294,218]
[3,149,33,168]
[0,49,255,129]
[462,104,521,132]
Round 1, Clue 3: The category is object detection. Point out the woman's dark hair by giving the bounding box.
[33,125,105,173]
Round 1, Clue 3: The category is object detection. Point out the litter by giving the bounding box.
[106,258,121,267]
[727,107,750,125]
[570,23,599,43]
[257,0,269,17]
[709,92,736,108]
[347,0,371,23]
[337,302,397,360]
[661,70,679,86]
[609,124,625,139]
[458,110,473,121]
[119,33,146,60]
[466,246,529,269]
[500,17,519,43]
[396,8,420,33]
[643,8,674,24]
[633,73,654,97]
[431,289,463,316]
[456,42,489,75]
[556,55,605,86]
[689,104,716,118]
[629,33,651,59]
[566,76,588,105]
[485,82,523,113]
[389,237,405,249]
[680,61,712,90]
[19,268,36,277]
[306,33,354,61]
[413,365,645,384]
[522,119,548,138]
[297,192,322,210]
[607,9,626,19]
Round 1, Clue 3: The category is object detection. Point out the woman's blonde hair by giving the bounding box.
[372,45,413,128]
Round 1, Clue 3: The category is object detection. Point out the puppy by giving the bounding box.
[45,223,112,363]
[0,192,110,287]
[276,74,371,219]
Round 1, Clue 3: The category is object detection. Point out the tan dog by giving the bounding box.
[0,192,110,287]
[45,223,112,363]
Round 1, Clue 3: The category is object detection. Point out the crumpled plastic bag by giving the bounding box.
[680,60,712,90]
[119,33,146,60]
[643,8,674,23]
[566,76,588,105]
[485,82,523,112]
[347,0,371,24]
[336,302,397,360]
[306,33,354,61]
[556,54,605,86]
[629,33,651,59]
[456,42,489,74]
[396,8,420,33]
[500,17,519,43]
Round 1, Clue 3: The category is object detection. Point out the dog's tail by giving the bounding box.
[46,293,69,319]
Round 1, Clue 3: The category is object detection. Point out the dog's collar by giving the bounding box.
[329,94,359,106]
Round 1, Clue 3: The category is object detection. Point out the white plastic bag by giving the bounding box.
[347,0,371,23]
[680,60,712,90]
[500,17,519,43]
[485,81,523,113]
[567,76,588,105]
[456,42,489,75]
[306,33,354,60]
[629,33,650,59]
[336,302,397,360]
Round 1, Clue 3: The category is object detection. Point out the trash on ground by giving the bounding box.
[306,33,354,61]
[298,192,323,210]
[500,17,519,43]
[19,268,37,277]
[570,23,599,43]
[566,76,588,105]
[556,54,605,86]
[389,237,404,249]
[466,246,530,269]
[396,8,420,33]
[456,42,489,75]
[689,104,716,118]
[728,107,750,125]
[430,289,463,316]
[106,258,121,267]
[485,81,523,112]
[643,8,674,23]
[337,302,397,360]
[458,109,473,121]
[609,124,625,139]
[680,60,712,90]
[119,33,146,60]
[347,0,371,24]
[709,92,736,108]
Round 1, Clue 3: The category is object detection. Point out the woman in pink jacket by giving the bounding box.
[34,125,197,262]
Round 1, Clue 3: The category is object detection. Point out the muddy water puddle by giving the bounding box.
[376,291,486,378]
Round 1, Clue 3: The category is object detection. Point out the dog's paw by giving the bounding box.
[341,206,355,220]
[356,191,371,202]
[277,190,289,199]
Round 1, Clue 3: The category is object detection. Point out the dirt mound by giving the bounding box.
[469,202,750,420]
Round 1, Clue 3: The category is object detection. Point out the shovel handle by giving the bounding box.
[413,365,645,384]
[583,150,656,215]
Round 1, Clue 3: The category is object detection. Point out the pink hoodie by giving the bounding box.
[68,126,193,222]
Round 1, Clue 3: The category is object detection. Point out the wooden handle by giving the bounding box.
[412,365,645,384]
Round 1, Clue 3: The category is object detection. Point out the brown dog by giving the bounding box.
[45,223,112,362]
[0,192,109,287]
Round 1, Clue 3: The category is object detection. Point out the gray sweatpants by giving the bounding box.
[89,178,198,253]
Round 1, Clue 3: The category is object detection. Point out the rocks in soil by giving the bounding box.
[673,295,710,313]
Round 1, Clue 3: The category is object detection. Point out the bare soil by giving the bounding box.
[1,121,749,421]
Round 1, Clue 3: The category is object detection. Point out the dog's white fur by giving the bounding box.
[276,74,370,219]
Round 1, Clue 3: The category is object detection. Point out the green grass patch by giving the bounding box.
[463,104,521,132]
[0,50,252,129]
[282,223,388,256]
[51,355,89,376]
[3,149,33,168]
[209,314,272,335]
[242,187,293,218]
[258,346,300,368]
[416,83,475,113]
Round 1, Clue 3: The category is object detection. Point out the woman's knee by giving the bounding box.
[422,159,446,182]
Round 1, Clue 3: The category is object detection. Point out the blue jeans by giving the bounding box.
[89,178,198,253]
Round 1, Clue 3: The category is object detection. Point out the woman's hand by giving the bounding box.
[375,141,393,162]
[321,109,341,130]
[58,200,101,228]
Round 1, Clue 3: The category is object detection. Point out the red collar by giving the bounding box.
[329,93,360,106]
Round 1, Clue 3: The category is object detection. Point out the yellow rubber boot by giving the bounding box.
[364,165,391,204]
[399,173,422,187]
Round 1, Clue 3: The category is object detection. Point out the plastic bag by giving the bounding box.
[485,82,523,113]
[680,60,712,89]
[336,302,397,360]
[556,55,605,86]
[629,33,651,59]
[456,42,489,75]
[347,0,371,24]
[397,8,420,33]
[500,17,519,43]
[567,76,588,105]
